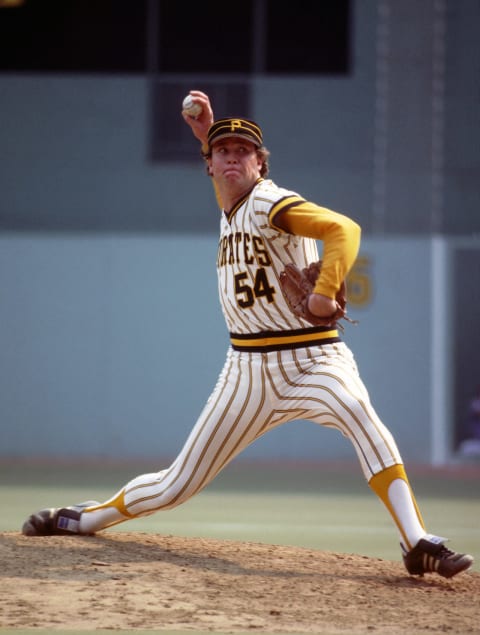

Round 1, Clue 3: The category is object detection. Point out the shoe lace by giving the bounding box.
[436,545,457,560]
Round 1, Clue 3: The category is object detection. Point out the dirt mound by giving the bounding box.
[1,531,479,634]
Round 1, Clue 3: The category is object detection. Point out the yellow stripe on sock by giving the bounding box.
[368,464,425,549]
[84,489,135,518]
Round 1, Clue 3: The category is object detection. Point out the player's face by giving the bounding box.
[209,138,262,191]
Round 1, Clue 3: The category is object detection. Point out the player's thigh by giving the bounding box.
[275,344,401,467]
[147,350,271,503]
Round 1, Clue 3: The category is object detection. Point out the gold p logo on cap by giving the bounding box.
[207,118,264,149]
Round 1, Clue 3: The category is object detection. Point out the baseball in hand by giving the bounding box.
[182,94,203,118]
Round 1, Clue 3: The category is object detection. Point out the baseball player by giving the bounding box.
[22,91,473,579]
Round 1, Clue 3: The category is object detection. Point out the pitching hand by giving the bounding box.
[182,90,214,146]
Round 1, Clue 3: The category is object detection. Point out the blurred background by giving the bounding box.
[0,0,479,468]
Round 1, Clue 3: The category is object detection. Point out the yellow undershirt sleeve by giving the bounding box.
[273,201,361,298]
[212,179,223,209]
[201,143,223,209]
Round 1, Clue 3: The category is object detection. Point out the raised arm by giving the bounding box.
[181,91,224,208]
[181,90,214,150]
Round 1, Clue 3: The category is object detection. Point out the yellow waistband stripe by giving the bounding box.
[230,327,340,352]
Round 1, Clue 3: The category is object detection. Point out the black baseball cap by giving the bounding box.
[207,118,263,150]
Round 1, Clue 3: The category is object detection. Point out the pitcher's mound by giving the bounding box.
[1,531,478,634]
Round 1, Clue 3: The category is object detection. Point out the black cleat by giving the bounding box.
[21,501,99,536]
[402,535,474,579]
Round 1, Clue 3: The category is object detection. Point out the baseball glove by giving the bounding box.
[279,260,353,329]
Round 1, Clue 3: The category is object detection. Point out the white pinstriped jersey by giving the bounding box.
[51,116,427,556]
[217,178,320,335]
[78,179,405,534]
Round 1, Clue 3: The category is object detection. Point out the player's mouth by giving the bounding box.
[223,167,241,177]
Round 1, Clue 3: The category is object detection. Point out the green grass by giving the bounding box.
[1,459,479,568]
[1,460,479,635]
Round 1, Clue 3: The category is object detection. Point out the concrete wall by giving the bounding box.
[1,0,479,464]
[1,0,479,234]
[0,233,438,463]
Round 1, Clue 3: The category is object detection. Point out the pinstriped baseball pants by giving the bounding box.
[121,342,402,519]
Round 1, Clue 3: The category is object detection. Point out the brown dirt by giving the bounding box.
[1,531,479,634]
